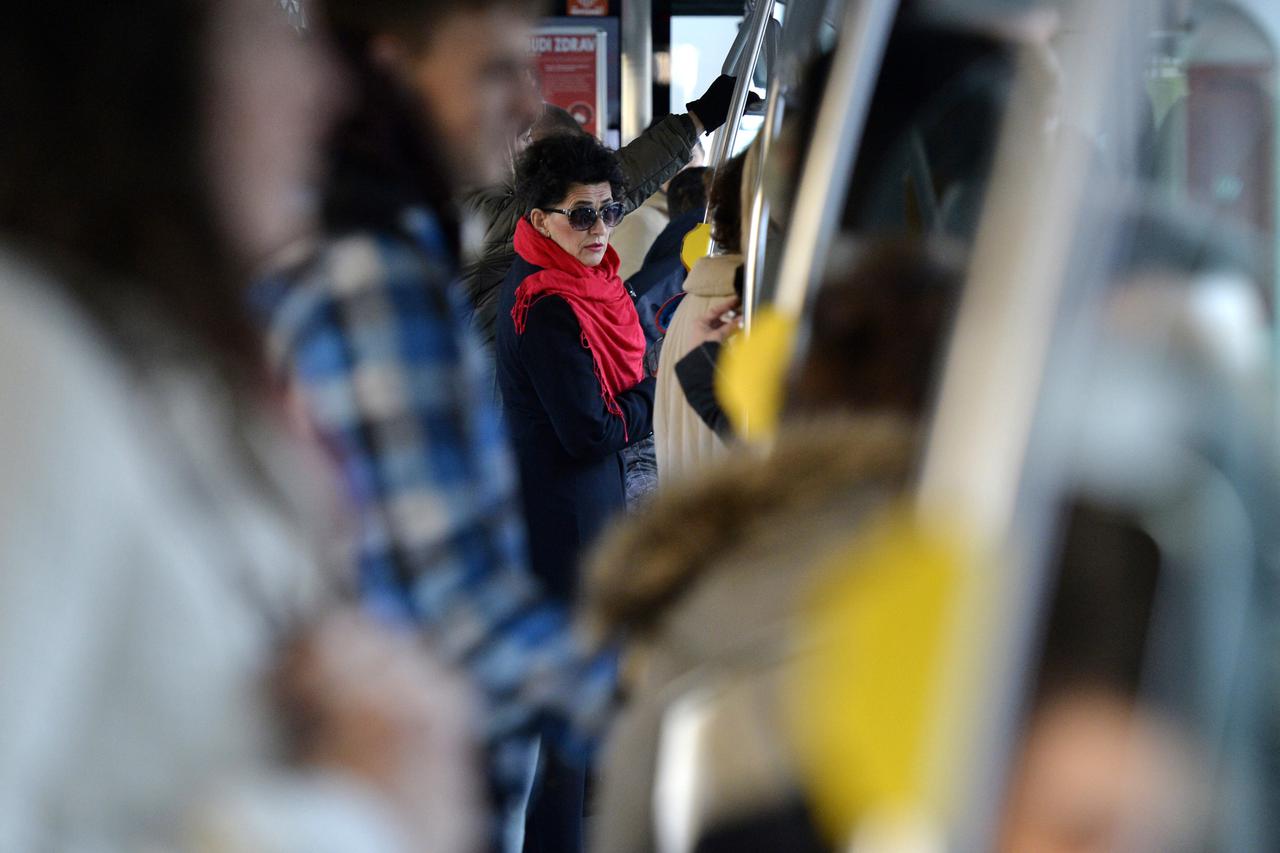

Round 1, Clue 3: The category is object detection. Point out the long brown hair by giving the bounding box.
[707,153,746,254]
[0,3,262,389]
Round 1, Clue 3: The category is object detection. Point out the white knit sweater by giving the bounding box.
[653,253,742,490]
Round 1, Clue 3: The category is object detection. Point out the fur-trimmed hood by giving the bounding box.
[584,415,918,643]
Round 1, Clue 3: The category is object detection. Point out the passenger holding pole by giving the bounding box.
[462,75,759,352]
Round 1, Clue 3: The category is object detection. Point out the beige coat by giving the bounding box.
[653,253,741,489]
[611,191,670,282]
[583,418,917,853]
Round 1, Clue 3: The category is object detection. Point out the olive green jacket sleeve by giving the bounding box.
[615,114,701,214]
[460,114,700,348]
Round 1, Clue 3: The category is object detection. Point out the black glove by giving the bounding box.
[686,74,764,133]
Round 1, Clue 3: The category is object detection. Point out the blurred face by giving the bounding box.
[528,182,617,267]
[205,0,343,263]
[389,7,542,188]
[998,691,1200,853]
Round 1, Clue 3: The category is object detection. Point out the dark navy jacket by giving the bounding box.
[629,207,705,344]
[496,255,656,602]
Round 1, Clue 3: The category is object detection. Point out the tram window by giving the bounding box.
[835,21,1017,242]
[1139,3,1278,318]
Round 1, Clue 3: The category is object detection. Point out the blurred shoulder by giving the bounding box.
[0,249,154,500]
[0,250,130,405]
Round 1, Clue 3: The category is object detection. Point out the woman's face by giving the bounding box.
[205,0,344,264]
[531,182,616,268]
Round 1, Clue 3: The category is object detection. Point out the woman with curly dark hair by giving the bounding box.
[497,132,653,607]
[495,130,654,853]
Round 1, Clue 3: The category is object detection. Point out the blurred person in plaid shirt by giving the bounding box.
[251,1,619,848]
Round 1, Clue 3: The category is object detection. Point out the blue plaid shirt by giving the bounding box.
[252,207,616,780]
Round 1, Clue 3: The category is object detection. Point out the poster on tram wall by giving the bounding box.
[531,28,607,140]
[566,0,608,15]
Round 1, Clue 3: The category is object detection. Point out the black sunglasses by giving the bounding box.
[539,201,625,231]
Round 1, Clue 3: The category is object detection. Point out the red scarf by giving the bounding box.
[511,218,646,438]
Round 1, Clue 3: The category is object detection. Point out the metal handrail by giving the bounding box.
[703,0,777,257]
[741,0,845,329]
[706,0,776,181]
[915,1,1162,849]
[772,0,899,319]
[720,0,760,78]
[620,0,653,144]
[741,75,783,331]
[763,17,782,88]
[278,0,306,29]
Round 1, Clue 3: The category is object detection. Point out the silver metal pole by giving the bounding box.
[917,1,1159,848]
[772,0,899,318]
[621,0,653,145]
[720,0,759,77]
[763,17,781,89]
[707,0,775,175]
[705,0,776,258]
[742,74,785,332]
[278,0,307,29]
[741,0,844,326]
[706,0,773,257]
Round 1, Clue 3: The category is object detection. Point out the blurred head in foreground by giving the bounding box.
[589,238,963,636]
[0,0,337,387]
[787,239,963,422]
[321,0,544,189]
[999,504,1204,853]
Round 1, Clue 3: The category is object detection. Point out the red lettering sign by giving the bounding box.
[531,28,607,139]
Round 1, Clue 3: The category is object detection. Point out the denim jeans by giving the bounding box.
[622,433,658,509]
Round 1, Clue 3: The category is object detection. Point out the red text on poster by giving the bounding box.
[567,0,607,16]
[531,29,606,139]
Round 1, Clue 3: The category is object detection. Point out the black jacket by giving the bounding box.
[496,255,655,602]
[675,341,731,441]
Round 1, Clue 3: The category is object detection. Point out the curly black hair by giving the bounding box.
[514,133,626,217]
